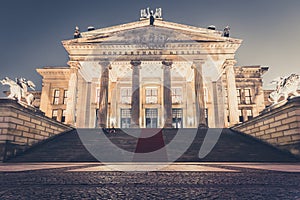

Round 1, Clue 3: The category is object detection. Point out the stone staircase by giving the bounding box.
[8,128,299,162]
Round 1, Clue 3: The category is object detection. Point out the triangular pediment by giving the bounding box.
[63,20,242,45]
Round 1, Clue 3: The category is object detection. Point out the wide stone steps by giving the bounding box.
[8,128,299,162]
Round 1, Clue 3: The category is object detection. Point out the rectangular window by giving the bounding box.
[63,90,68,104]
[246,109,253,120]
[244,89,252,104]
[121,88,132,104]
[53,90,60,105]
[237,89,242,104]
[145,88,158,104]
[172,88,182,104]
[172,108,183,128]
[121,109,131,128]
[238,109,244,122]
[61,110,66,123]
[52,109,58,121]
[95,88,100,103]
[145,108,158,128]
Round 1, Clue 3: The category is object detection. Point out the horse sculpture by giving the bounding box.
[268,73,300,104]
[0,77,35,106]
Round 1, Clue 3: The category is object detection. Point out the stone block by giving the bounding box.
[30,129,40,134]
[28,138,38,145]
[9,118,24,125]
[0,135,14,141]
[22,132,35,139]
[283,129,300,136]
[276,125,289,131]
[16,125,29,132]
[266,138,277,144]
[24,121,36,128]
[291,135,300,141]
[254,121,264,127]
[40,131,50,137]
[260,134,271,139]
[263,117,275,124]
[277,136,292,143]
[281,116,297,125]
[271,121,282,128]
[274,113,288,121]
[31,118,41,125]
[255,131,265,137]
[9,129,23,136]
[271,132,283,138]
[259,124,269,131]
[289,122,300,129]
[0,123,16,129]
[41,122,50,128]
[17,114,30,121]
[265,128,276,134]
[36,125,45,131]
[34,135,44,140]
[287,110,297,117]
[14,136,28,143]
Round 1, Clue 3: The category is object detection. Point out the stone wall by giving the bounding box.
[233,96,300,157]
[0,98,73,161]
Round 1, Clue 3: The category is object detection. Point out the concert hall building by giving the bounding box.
[37,10,269,128]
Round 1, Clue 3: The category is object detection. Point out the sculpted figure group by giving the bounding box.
[0,77,36,106]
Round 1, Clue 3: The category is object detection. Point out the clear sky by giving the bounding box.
[0,0,300,96]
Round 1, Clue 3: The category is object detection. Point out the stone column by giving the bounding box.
[162,60,173,128]
[130,60,141,128]
[66,61,80,126]
[192,60,207,128]
[224,59,239,126]
[98,61,111,128]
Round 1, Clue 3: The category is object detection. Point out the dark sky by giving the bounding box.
[1,0,300,96]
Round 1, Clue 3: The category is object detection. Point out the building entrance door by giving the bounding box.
[145,108,158,128]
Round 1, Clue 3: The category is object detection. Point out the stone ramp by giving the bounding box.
[8,128,299,162]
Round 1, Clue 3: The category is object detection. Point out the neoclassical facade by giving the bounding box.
[37,16,268,128]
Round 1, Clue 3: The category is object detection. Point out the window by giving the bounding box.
[145,88,158,104]
[52,110,58,121]
[246,109,253,120]
[121,88,132,104]
[172,88,182,104]
[172,108,183,128]
[63,90,68,104]
[238,109,244,122]
[95,88,100,103]
[237,89,242,104]
[61,110,66,123]
[244,89,252,104]
[53,90,60,105]
[121,109,131,128]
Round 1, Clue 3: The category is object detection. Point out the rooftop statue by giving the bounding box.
[268,73,300,105]
[140,7,162,19]
[0,77,36,106]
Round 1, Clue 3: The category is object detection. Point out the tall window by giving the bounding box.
[172,108,183,128]
[121,109,131,128]
[121,88,132,104]
[145,88,158,104]
[63,90,68,104]
[52,109,58,120]
[238,109,244,122]
[246,109,253,120]
[172,88,182,104]
[95,88,100,103]
[61,110,66,123]
[53,90,60,105]
[237,89,242,104]
[244,89,252,104]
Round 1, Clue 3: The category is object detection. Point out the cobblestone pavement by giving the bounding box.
[0,163,299,199]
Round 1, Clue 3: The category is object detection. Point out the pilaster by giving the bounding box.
[162,60,173,128]
[130,60,141,128]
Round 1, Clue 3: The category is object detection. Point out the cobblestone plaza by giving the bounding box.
[0,163,300,199]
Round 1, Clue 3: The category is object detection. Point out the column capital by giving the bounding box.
[191,59,205,69]
[99,60,112,70]
[223,59,237,68]
[67,61,81,69]
[162,60,173,67]
[130,60,142,66]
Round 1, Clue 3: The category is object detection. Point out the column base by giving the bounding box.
[198,123,208,129]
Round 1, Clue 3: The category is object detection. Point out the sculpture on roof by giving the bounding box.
[223,26,230,37]
[140,7,162,19]
[268,73,300,105]
[74,26,81,39]
[0,77,36,106]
